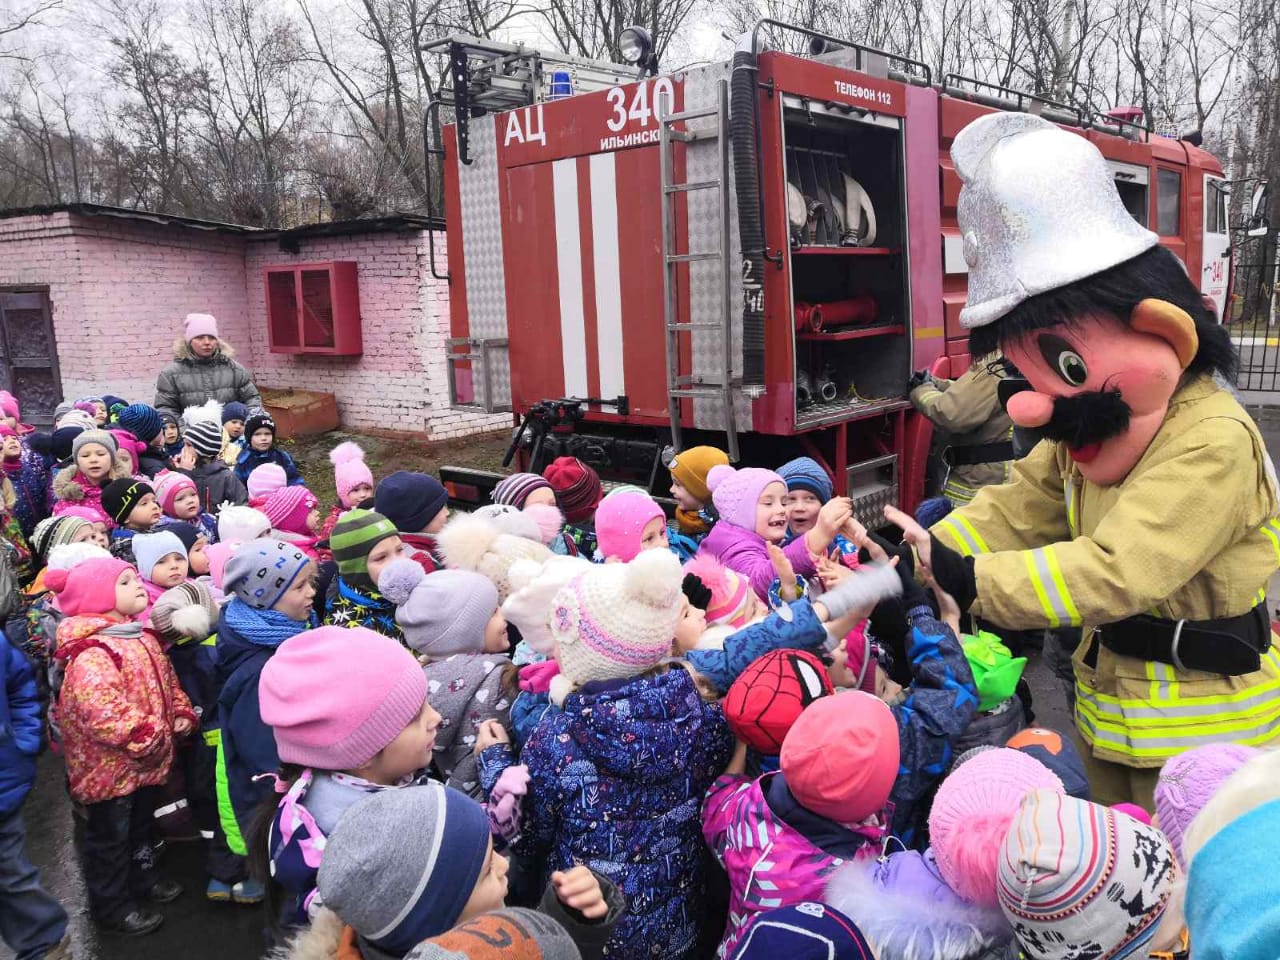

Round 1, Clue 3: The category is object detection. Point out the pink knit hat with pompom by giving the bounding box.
[682,554,755,627]
[331,442,375,508]
[706,464,786,531]
[928,747,1065,906]
[247,463,288,503]
[153,471,198,516]
[261,486,319,536]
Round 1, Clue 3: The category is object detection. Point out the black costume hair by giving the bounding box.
[969,245,1238,382]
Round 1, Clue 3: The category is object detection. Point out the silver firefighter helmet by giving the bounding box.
[953,112,1158,330]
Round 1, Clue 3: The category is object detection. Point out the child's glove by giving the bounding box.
[818,561,902,620]
[486,763,529,843]
[518,659,561,694]
[925,535,977,614]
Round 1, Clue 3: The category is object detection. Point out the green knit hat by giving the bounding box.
[331,509,399,590]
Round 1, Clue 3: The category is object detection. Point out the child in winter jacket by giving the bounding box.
[233,414,303,487]
[132,529,190,615]
[491,471,582,556]
[374,470,450,572]
[220,402,249,467]
[0,620,69,959]
[1,422,48,542]
[183,420,248,515]
[595,490,671,561]
[114,403,170,477]
[149,583,258,905]
[320,441,376,542]
[666,445,729,561]
[260,486,323,560]
[378,559,514,799]
[49,556,195,936]
[161,413,184,466]
[215,540,316,855]
[154,470,218,543]
[543,456,603,558]
[52,430,133,529]
[254,626,440,926]
[479,550,734,960]
[300,785,623,960]
[322,509,405,637]
[697,464,850,601]
[102,479,163,545]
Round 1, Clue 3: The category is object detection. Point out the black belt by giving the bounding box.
[1097,605,1271,676]
[943,441,1015,467]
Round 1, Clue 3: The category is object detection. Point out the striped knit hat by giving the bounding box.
[149,581,220,642]
[262,486,319,536]
[778,456,833,502]
[30,515,91,566]
[153,471,198,515]
[185,419,224,459]
[331,509,400,590]
[998,790,1176,960]
[542,457,603,524]
[491,472,554,509]
[116,403,164,445]
[247,463,288,502]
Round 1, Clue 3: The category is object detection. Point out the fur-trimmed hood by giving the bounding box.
[825,853,1014,960]
[172,336,236,363]
[270,907,345,960]
[52,454,135,501]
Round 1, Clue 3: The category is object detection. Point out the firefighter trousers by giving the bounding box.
[1068,723,1160,811]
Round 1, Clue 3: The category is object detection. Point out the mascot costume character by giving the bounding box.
[919,113,1280,807]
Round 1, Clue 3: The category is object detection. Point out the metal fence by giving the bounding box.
[1230,256,1280,393]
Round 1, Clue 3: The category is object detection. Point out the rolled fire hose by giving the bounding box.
[794,295,879,333]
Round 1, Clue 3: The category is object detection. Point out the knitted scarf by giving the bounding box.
[223,600,314,649]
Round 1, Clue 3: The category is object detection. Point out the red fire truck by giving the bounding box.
[427,23,1230,522]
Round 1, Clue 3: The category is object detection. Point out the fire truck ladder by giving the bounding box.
[659,78,740,462]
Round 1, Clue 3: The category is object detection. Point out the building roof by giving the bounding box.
[0,202,444,242]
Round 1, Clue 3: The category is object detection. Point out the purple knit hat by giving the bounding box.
[1154,742,1260,865]
[928,747,1065,906]
[259,626,428,770]
[491,472,553,509]
[706,464,786,530]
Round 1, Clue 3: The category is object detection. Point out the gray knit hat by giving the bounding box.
[149,581,220,642]
[223,538,311,610]
[318,784,492,956]
[404,909,582,960]
[377,559,498,658]
[71,429,118,461]
[184,419,224,459]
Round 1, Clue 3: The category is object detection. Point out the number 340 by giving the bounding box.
[606,78,677,132]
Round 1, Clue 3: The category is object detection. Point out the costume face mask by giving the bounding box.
[1001,300,1197,485]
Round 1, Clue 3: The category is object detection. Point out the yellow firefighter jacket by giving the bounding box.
[910,364,1013,505]
[933,376,1280,768]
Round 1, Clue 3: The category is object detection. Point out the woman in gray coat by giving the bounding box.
[154,313,262,419]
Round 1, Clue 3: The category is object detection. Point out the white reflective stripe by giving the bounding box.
[552,158,588,397]
[938,518,981,557]
[1028,547,1077,627]
[589,152,625,400]
[1064,476,1078,537]
[153,799,188,818]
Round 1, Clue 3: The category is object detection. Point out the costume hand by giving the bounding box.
[473,719,509,755]
[908,369,932,391]
[551,866,609,919]
[767,543,799,600]
[886,505,975,612]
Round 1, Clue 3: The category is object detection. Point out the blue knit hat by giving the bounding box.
[731,903,874,959]
[222,402,249,425]
[375,471,449,533]
[116,404,164,445]
[778,457,833,502]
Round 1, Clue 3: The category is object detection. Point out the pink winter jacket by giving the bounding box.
[697,521,817,601]
[702,772,880,957]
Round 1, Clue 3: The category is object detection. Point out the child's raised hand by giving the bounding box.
[816,553,853,589]
[473,719,510,755]
[816,497,853,538]
[175,446,197,471]
[767,543,799,601]
[551,865,610,919]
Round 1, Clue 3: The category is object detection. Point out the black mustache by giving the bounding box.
[1036,388,1132,448]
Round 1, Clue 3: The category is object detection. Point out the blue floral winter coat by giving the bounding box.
[6,443,50,541]
[506,669,734,960]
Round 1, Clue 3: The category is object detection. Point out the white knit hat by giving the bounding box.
[550,549,683,691]
[436,512,551,604]
[502,555,593,655]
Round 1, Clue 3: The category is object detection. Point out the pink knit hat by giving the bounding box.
[330,442,375,508]
[259,626,428,770]
[781,692,899,826]
[247,463,288,503]
[262,486,319,536]
[184,312,219,341]
[0,392,18,421]
[45,557,133,617]
[706,464,786,531]
[682,554,755,627]
[153,471,198,515]
[929,747,1065,906]
[1154,742,1260,865]
[205,540,237,590]
[595,491,665,562]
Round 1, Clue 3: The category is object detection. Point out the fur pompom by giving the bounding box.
[182,400,222,428]
[681,553,733,595]
[523,502,565,546]
[218,506,271,544]
[706,463,734,493]
[377,557,425,606]
[622,549,682,607]
[328,441,365,467]
[436,513,501,572]
[548,672,577,707]
[169,605,213,640]
[473,504,543,543]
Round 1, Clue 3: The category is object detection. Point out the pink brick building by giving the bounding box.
[0,204,507,439]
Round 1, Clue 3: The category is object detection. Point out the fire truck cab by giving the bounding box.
[430,24,1228,523]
